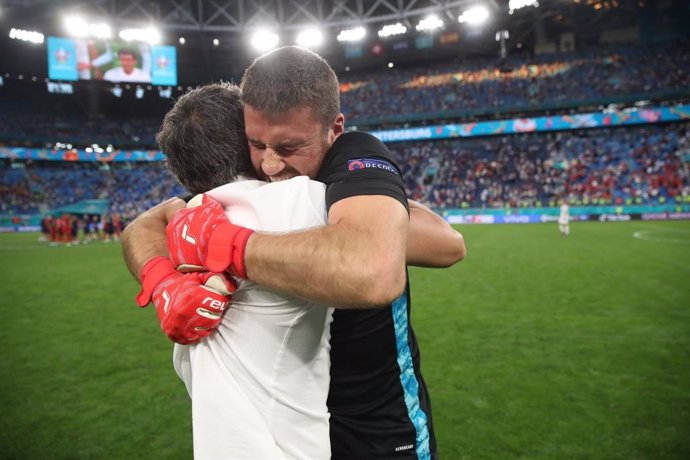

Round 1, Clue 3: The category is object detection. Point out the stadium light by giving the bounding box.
[8,28,44,43]
[458,6,490,25]
[296,28,323,48]
[509,0,539,14]
[416,15,444,32]
[250,29,279,52]
[378,23,407,38]
[119,28,160,44]
[89,23,112,39]
[64,16,89,37]
[337,26,366,42]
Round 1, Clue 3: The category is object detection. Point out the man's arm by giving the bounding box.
[407,200,466,268]
[245,195,408,308]
[121,197,185,282]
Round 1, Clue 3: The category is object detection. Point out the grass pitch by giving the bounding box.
[1,221,689,459]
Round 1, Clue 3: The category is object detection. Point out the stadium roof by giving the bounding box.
[0,0,656,82]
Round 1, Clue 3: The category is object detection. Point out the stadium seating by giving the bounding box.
[0,161,185,222]
[390,121,690,209]
[1,41,689,149]
[1,39,689,220]
[340,40,690,124]
[2,121,688,219]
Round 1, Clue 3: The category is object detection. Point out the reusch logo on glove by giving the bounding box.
[347,158,400,176]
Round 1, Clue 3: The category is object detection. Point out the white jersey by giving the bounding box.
[173,176,332,460]
[559,203,570,225]
[103,66,151,83]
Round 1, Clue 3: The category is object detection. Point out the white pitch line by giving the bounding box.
[632,230,690,245]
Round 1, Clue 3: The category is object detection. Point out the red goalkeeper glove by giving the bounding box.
[166,194,254,277]
[136,256,236,344]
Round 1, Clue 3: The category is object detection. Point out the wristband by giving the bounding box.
[205,223,254,277]
[135,256,177,307]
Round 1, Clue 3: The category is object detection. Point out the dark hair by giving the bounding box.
[117,47,137,59]
[240,46,340,130]
[157,82,252,195]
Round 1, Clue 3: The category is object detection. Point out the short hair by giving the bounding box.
[117,47,137,59]
[240,46,340,130]
[157,82,252,195]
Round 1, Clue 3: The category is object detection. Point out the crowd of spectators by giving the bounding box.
[340,39,690,123]
[1,39,688,219]
[390,121,690,209]
[0,161,185,224]
[2,122,688,218]
[0,84,168,149]
[1,40,689,149]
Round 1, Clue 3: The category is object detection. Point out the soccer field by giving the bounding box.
[1,220,689,459]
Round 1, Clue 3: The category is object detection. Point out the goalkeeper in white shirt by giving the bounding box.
[134,82,465,459]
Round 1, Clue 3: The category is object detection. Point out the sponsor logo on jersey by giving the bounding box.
[347,158,399,175]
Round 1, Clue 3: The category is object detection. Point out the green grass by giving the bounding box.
[1,221,690,459]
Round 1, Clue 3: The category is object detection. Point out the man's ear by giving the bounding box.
[330,113,346,142]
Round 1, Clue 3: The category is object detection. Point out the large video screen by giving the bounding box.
[47,37,177,85]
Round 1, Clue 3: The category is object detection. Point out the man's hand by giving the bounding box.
[136,256,236,344]
[166,194,254,277]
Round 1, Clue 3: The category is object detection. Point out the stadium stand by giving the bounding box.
[1,41,689,149]
[0,160,184,222]
[341,40,690,125]
[2,121,688,219]
[390,121,690,209]
[1,39,689,225]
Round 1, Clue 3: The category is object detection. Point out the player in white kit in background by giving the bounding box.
[145,82,465,459]
[559,198,570,236]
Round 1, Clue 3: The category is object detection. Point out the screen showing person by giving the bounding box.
[103,47,151,83]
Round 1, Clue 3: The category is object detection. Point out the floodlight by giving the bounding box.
[509,0,539,14]
[378,23,407,38]
[179,37,186,45]
[64,16,89,37]
[119,27,160,44]
[250,29,279,52]
[212,38,220,46]
[9,28,44,43]
[388,62,394,68]
[337,26,366,42]
[89,23,112,39]
[145,28,161,44]
[416,15,444,32]
[296,28,323,48]
[495,30,509,40]
[458,6,490,24]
